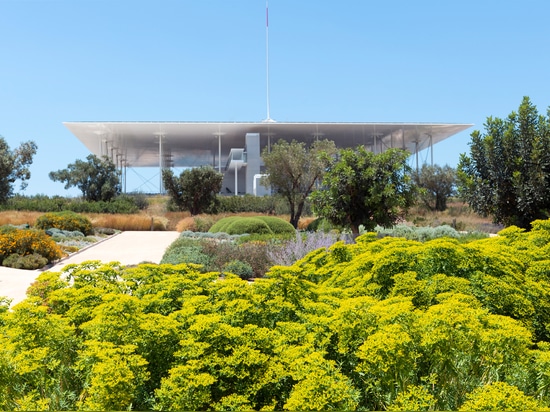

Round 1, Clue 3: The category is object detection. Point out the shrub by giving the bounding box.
[0,228,63,264]
[268,231,338,266]
[254,216,295,235]
[209,216,241,233]
[1,194,142,214]
[223,260,254,280]
[306,218,338,233]
[209,216,289,236]
[36,211,93,235]
[160,238,211,267]
[372,224,465,242]
[3,253,48,270]
[193,215,217,232]
[225,218,272,235]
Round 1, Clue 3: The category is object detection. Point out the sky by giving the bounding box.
[1,0,549,196]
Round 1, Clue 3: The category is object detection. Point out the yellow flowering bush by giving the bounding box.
[35,211,93,235]
[0,228,63,267]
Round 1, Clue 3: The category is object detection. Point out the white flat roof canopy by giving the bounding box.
[64,121,472,169]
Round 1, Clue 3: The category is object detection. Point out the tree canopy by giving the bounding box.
[414,164,456,211]
[261,139,336,228]
[0,137,37,203]
[49,155,121,202]
[457,96,550,229]
[162,166,223,214]
[311,147,417,235]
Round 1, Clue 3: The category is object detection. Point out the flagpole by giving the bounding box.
[264,0,274,122]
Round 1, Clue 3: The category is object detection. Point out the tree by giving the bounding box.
[457,96,550,229]
[162,166,223,214]
[414,164,456,211]
[49,154,121,201]
[311,147,417,235]
[261,139,337,228]
[0,137,37,203]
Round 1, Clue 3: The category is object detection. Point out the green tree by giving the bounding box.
[457,96,550,229]
[0,137,37,203]
[49,154,121,201]
[414,164,456,211]
[311,147,417,235]
[162,166,223,214]
[262,139,337,228]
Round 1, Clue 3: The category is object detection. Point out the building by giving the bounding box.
[64,120,472,195]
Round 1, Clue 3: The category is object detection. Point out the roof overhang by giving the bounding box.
[63,121,473,168]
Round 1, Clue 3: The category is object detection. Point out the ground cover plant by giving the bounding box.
[2,219,550,409]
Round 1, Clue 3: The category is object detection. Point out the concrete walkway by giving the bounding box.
[0,231,180,307]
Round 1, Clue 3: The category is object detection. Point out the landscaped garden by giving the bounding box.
[1,213,549,410]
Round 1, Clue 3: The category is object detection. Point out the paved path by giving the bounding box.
[0,231,180,307]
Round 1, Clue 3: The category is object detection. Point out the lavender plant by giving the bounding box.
[268,231,338,266]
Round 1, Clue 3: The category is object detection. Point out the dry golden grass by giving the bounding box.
[176,216,197,232]
[0,211,42,226]
[406,201,501,233]
[85,213,167,231]
[298,216,316,230]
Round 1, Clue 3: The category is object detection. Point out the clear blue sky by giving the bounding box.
[1,0,549,196]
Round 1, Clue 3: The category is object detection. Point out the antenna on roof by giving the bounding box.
[263,0,275,123]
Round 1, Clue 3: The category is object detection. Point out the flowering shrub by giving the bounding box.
[35,211,93,235]
[0,228,63,267]
[268,231,339,266]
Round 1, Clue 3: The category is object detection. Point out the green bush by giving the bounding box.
[3,253,48,270]
[160,238,211,267]
[0,194,142,214]
[35,211,93,235]
[254,216,295,235]
[210,216,293,236]
[225,218,272,235]
[208,216,241,233]
[223,260,254,280]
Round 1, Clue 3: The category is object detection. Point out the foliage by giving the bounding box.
[49,155,121,202]
[3,253,48,269]
[414,164,456,211]
[161,235,271,278]
[311,147,417,235]
[0,137,37,203]
[162,167,223,214]
[35,211,93,235]
[0,228,63,265]
[262,139,337,228]
[372,223,488,243]
[223,259,254,280]
[3,219,550,409]
[268,230,339,266]
[160,238,212,266]
[0,194,142,214]
[458,381,543,411]
[457,96,550,229]
[209,216,294,236]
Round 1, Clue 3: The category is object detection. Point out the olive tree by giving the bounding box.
[414,164,456,211]
[261,139,337,228]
